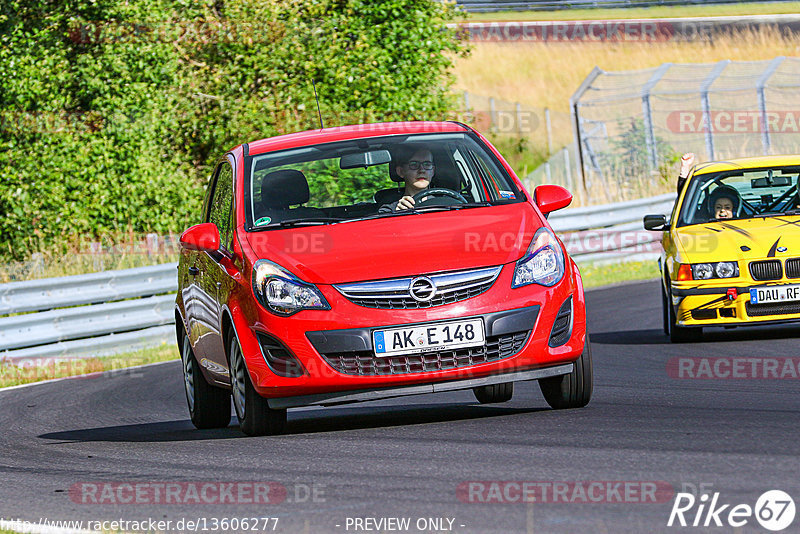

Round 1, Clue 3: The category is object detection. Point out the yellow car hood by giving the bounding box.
[674,216,800,262]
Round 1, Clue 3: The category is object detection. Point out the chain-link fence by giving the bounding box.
[561,56,800,204]
[460,92,574,186]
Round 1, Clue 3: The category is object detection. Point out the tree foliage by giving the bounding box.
[0,0,467,260]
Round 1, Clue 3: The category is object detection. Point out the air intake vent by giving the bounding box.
[548,296,573,348]
[749,260,782,281]
[256,333,305,378]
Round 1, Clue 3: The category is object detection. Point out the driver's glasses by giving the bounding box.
[406,160,434,171]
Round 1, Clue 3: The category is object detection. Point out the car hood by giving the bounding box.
[674,215,800,262]
[245,204,542,284]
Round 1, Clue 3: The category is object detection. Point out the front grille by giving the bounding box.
[334,266,502,309]
[786,258,800,279]
[548,297,573,347]
[749,260,782,281]
[745,301,800,317]
[321,331,530,376]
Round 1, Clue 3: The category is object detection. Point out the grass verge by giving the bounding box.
[580,260,660,289]
[460,2,800,21]
[0,344,179,388]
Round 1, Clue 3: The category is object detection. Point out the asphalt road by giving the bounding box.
[1,280,799,534]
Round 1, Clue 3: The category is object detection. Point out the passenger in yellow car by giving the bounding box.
[677,152,695,193]
[707,185,740,220]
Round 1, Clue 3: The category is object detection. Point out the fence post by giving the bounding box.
[463,91,470,111]
[564,147,573,196]
[489,97,496,132]
[570,67,603,193]
[756,56,785,155]
[545,107,553,156]
[641,63,672,172]
[700,60,730,161]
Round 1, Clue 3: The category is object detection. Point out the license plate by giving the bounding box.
[373,319,485,357]
[749,285,800,304]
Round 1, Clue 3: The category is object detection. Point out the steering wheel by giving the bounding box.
[412,188,468,205]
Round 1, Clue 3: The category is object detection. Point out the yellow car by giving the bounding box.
[644,155,800,342]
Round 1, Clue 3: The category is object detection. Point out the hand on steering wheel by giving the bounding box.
[411,188,468,205]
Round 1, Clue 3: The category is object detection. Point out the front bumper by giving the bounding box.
[234,262,586,398]
[672,282,800,327]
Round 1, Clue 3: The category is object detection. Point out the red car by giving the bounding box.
[176,121,591,436]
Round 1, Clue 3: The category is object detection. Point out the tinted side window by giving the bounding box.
[208,163,234,252]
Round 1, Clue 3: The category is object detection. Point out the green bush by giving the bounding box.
[0,0,467,261]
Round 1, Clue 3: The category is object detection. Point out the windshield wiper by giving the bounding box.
[414,202,493,212]
[346,210,417,223]
[252,217,345,230]
[781,209,800,216]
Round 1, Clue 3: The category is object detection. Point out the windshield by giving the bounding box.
[677,166,800,227]
[245,132,522,229]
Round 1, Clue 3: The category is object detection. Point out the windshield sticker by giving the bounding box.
[499,190,514,199]
[254,217,272,227]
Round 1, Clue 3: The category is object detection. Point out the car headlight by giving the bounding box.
[252,260,330,316]
[690,261,739,280]
[513,227,565,288]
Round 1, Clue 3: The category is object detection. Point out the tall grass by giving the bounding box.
[453,28,800,113]
[0,231,179,282]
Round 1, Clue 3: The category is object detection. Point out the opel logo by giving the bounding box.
[409,276,437,302]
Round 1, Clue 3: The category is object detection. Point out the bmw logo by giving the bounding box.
[777,246,788,253]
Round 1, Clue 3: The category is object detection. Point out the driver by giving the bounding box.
[379,146,435,213]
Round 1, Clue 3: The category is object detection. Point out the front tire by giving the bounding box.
[666,287,702,343]
[539,340,593,409]
[228,329,287,436]
[473,382,514,404]
[180,329,231,429]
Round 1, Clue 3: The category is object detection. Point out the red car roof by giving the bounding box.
[246,121,471,156]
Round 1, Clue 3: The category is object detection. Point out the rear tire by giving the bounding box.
[473,382,514,404]
[539,340,593,409]
[228,329,287,436]
[180,329,231,429]
[667,287,702,343]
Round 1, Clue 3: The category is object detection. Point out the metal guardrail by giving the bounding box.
[0,263,176,315]
[0,193,674,362]
[0,264,178,363]
[550,192,675,264]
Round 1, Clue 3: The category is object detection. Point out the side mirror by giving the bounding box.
[180,223,220,252]
[643,214,669,231]
[534,184,573,215]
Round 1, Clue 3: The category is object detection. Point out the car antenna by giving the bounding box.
[312,79,324,129]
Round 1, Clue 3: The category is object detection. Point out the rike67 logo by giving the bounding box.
[668,490,795,531]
